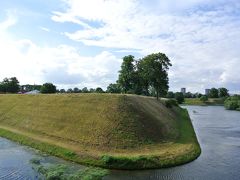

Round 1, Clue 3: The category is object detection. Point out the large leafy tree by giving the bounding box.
[73,87,80,93]
[166,91,175,98]
[175,92,185,104]
[8,77,20,93]
[118,55,135,93]
[218,87,229,97]
[134,61,149,95]
[40,83,56,94]
[139,53,172,100]
[95,87,104,93]
[0,77,20,93]
[107,83,121,93]
[209,88,219,98]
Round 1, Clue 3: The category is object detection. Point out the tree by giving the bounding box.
[209,88,219,98]
[0,84,4,93]
[0,77,20,93]
[8,77,20,93]
[60,89,66,93]
[139,53,172,100]
[89,88,95,93]
[67,88,73,93]
[166,91,175,98]
[88,88,96,93]
[175,92,184,104]
[0,78,8,93]
[218,87,229,97]
[95,87,104,93]
[197,93,203,98]
[40,83,56,94]
[82,87,88,93]
[73,87,80,93]
[184,92,193,98]
[107,83,121,93]
[118,55,135,93]
[200,95,208,102]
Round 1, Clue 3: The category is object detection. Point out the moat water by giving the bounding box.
[106,106,240,180]
[0,106,240,179]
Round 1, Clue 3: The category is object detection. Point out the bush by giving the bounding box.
[164,99,178,108]
[175,92,184,104]
[224,100,239,110]
[200,95,208,102]
[224,95,240,110]
[166,91,174,98]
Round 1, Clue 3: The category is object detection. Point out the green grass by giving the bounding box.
[183,98,225,106]
[0,94,201,169]
[30,159,109,180]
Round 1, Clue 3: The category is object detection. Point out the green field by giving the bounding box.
[184,98,225,106]
[0,94,200,169]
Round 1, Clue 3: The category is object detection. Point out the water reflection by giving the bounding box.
[0,137,83,179]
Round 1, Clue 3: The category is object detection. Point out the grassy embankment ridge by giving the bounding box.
[0,94,200,169]
[183,98,225,106]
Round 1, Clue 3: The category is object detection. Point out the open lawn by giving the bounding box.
[0,94,200,169]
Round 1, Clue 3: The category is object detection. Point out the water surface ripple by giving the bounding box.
[106,106,240,180]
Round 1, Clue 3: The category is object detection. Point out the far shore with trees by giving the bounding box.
[0,52,238,110]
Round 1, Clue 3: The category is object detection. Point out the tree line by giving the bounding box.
[165,87,230,104]
[0,77,20,93]
[0,78,56,94]
[167,87,229,99]
[0,52,231,102]
[0,77,106,94]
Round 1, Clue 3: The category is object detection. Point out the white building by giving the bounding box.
[205,89,210,95]
[24,90,40,94]
[181,88,186,94]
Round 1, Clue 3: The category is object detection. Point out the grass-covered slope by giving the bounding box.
[0,94,200,169]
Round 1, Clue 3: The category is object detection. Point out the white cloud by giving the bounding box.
[39,26,50,32]
[51,0,240,93]
[0,16,121,89]
[0,11,17,31]
[0,1,239,93]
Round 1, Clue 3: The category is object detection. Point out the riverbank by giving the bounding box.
[183,98,225,106]
[106,106,240,179]
[0,94,201,169]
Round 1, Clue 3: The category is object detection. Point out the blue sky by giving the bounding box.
[0,0,240,93]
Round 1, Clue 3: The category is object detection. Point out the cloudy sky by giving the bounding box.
[0,0,239,93]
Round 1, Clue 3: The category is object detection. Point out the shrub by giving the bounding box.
[200,95,208,102]
[164,99,178,108]
[224,95,240,110]
[224,100,239,110]
[175,92,184,104]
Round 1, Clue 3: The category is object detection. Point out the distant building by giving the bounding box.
[205,89,210,95]
[24,90,40,94]
[181,88,186,94]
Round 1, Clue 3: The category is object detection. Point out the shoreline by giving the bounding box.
[0,94,201,170]
[183,98,225,106]
[0,108,201,170]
